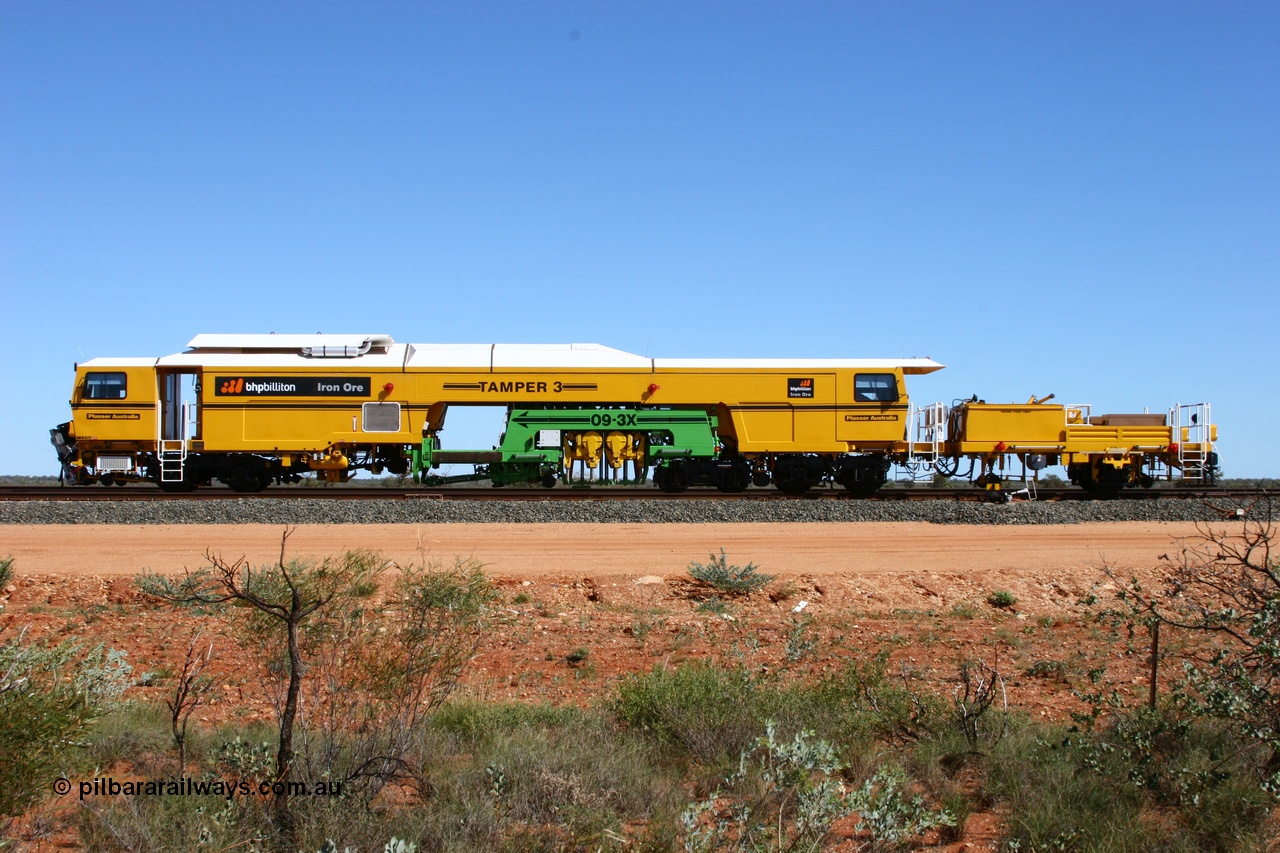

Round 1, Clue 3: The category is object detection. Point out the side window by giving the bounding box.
[85,372,127,400]
[854,373,898,403]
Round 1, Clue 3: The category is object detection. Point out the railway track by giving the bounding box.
[0,485,1269,503]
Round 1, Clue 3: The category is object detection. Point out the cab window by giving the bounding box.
[85,372,127,400]
[854,373,898,403]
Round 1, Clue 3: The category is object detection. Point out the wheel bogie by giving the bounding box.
[772,455,827,495]
[835,455,891,494]
[1068,459,1132,498]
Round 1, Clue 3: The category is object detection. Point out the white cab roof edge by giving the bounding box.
[78,357,160,368]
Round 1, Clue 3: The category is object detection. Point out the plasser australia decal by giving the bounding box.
[787,378,814,399]
[215,377,372,397]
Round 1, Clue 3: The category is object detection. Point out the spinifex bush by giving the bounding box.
[612,662,770,764]
[687,549,774,596]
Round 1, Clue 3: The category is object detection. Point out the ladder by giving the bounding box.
[1169,403,1213,483]
[158,402,193,483]
[899,402,947,482]
[159,440,186,482]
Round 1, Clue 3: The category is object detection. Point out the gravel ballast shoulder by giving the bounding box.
[0,497,1268,525]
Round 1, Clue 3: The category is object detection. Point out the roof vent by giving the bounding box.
[302,342,373,358]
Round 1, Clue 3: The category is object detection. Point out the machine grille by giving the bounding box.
[361,402,401,433]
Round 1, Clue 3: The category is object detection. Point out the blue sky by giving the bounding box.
[2,2,1276,477]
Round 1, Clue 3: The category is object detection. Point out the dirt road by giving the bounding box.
[1,521,1202,580]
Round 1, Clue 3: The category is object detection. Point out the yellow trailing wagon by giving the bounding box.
[902,395,1218,496]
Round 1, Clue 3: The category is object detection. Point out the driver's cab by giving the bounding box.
[70,360,159,444]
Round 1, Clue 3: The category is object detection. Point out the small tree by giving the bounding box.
[299,557,495,799]
[1106,501,1280,792]
[166,631,215,774]
[141,529,497,840]
[952,659,1008,751]
[139,529,384,840]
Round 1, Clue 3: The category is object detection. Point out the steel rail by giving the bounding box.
[0,485,1270,503]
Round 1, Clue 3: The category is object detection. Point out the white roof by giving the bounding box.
[403,344,495,369]
[186,333,395,352]
[127,336,945,374]
[656,357,943,374]
[494,343,655,369]
[401,343,655,370]
[409,344,942,373]
[158,349,412,369]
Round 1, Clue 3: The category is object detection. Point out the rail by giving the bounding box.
[0,485,1271,504]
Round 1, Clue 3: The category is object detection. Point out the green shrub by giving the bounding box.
[987,722,1147,850]
[612,662,769,764]
[681,722,853,853]
[987,590,1017,609]
[847,767,956,849]
[784,614,817,663]
[0,555,12,589]
[987,710,1272,852]
[0,630,131,815]
[83,701,173,773]
[791,654,943,754]
[687,549,774,596]
[431,700,588,744]
[422,703,682,852]
[1025,659,1069,681]
[682,724,953,853]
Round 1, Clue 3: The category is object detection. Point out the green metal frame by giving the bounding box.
[413,406,720,484]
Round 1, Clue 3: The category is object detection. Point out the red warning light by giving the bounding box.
[382,383,395,394]
[994,442,1007,453]
[647,383,660,394]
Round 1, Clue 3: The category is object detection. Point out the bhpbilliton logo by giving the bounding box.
[220,378,245,394]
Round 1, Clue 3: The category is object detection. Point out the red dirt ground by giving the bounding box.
[0,520,1252,851]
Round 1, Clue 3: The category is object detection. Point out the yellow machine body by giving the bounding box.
[55,335,942,492]
[54,334,1215,496]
